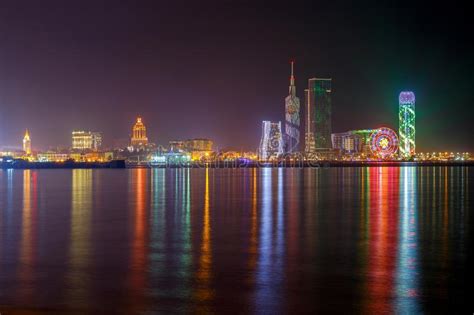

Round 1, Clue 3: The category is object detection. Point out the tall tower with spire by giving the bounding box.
[23,129,31,155]
[284,60,301,153]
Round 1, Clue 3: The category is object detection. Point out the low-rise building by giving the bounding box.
[37,152,70,162]
[332,129,375,156]
[169,140,185,152]
[184,138,213,152]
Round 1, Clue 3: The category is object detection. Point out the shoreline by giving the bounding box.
[133,160,474,168]
[0,160,126,169]
[2,160,472,169]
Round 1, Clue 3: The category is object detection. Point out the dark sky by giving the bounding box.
[0,0,472,151]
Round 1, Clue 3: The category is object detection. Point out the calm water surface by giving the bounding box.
[0,167,472,314]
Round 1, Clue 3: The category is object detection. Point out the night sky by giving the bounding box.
[0,1,472,151]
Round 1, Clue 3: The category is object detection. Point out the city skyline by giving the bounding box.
[0,78,469,154]
[0,1,472,152]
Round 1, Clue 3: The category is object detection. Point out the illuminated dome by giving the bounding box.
[131,117,148,147]
[370,127,399,159]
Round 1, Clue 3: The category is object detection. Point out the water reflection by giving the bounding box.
[0,167,471,313]
[149,168,166,303]
[129,168,148,309]
[248,168,258,273]
[150,168,166,255]
[365,167,399,313]
[68,169,93,307]
[180,168,192,297]
[18,170,38,300]
[4,169,14,228]
[147,168,194,311]
[395,167,420,313]
[255,168,284,312]
[195,168,213,308]
[360,167,460,313]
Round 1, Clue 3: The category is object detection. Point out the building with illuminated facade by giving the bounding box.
[332,129,375,155]
[399,91,416,158]
[72,131,102,151]
[37,152,70,162]
[23,129,31,155]
[183,138,214,160]
[259,121,284,160]
[332,128,399,159]
[305,78,332,153]
[169,140,185,152]
[284,61,300,153]
[184,138,213,152]
[130,117,148,148]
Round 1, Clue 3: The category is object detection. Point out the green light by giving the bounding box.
[399,92,416,159]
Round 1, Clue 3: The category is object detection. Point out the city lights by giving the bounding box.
[369,127,399,159]
[0,67,471,168]
[284,60,301,153]
[399,91,416,159]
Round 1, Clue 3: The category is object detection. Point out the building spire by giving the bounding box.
[289,60,296,96]
[23,129,32,155]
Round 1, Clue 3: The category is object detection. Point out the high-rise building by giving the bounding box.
[130,117,148,148]
[284,61,300,153]
[399,91,416,158]
[23,129,31,155]
[305,78,332,153]
[72,131,91,150]
[304,89,315,154]
[91,132,102,150]
[72,131,102,151]
[258,121,284,160]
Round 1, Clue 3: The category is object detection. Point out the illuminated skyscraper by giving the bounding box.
[72,131,102,151]
[258,121,284,160]
[23,129,31,155]
[131,117,148,147]
[304,89,315,153]
[305,78,332,153]
[284,61,300,153]
[398,91,416,158]
[91,132,102,150]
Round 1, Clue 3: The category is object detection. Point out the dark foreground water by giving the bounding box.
[0,167,472,314]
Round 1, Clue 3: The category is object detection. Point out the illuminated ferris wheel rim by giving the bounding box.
[369,127,399,157]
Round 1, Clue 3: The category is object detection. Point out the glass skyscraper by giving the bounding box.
[305,78,332,153]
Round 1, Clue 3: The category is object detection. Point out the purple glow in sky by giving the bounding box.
[399,91,416,104]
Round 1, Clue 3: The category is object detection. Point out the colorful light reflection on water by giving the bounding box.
[0,167,471,313]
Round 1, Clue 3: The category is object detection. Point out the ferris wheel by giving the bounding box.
[370,127,399,159]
